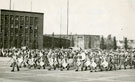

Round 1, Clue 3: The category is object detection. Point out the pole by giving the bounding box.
[66,0,69,48]
[13,3,14,10]
[67,0,69,35]
[9,0,11,10]
[60,8,62,48]
[31,1,32,11]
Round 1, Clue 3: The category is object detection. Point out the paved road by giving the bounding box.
[0,57,135,82]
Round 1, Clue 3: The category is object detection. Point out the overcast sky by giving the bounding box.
[0,0,135,40]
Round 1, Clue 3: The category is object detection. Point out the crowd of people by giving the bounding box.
[0,48,135,72]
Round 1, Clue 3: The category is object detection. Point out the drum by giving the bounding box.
[101,61,108,68]
[67,59,73,65]
[76,59,81,66]
[62,62,67,68]
[18,58,23,66]
[49,58,53,66]
[85,60,91,67]
[18,58,23,63]
[40,61,44,66]
[91,62,97,68]
[28,59,34,65]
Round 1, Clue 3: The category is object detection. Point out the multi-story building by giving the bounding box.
[46,34,100,49]
[0,9,44,49]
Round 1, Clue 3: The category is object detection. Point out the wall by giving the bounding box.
[43,35,70,48]
[0,9,43,49]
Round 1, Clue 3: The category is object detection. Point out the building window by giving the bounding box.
[15,25,19,28]
[0,25,3,33]
[30,17,34,25]
[15,16,19,25]
[20,26,24,34]
[5,15,9,25]
[4,39,8,48]
[10,24,14,35]
[34,29,38,37]
[4,26,8,36]
[0,36,2,48]
[35,26,38,29]
[25,36,29,46]
[20,16,24,25]
[14,39,18,47]
[34,40,38,49]
[1,15,5,25]
[10,15,14,24]
[25,26,28,29]
[21,38,24,46]
[34,17,38,25]
[0,25,1,33]
[25,16,29,25]
[15,28,18,35]
[34,33,38,37]
[25,26,29,34]
[11,24,14,28]
[78,36,82,38]
[30,27,33,33]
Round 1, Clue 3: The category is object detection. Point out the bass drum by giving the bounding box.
[62,62,67,68]
[67,59,73,66]
[40,61,44,66]
[28,59,34,65]
[48,58,54,66]
[76,59,81,66]
[85,60,91,67]
[91,62,97,68]
[101,61,108,68]
[18,57,23,66]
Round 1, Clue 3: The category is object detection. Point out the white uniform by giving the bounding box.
[81,52,86,61]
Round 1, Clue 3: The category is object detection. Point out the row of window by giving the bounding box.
[0,37,38,48]
[1,31,38,37]
[0,36,38,41]
[0,25,38,36]
[0,42,38,48]
[1,14,39,26]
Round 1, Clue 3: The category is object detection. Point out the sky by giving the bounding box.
[0,0,135,40]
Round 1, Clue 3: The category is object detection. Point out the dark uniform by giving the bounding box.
[11,51,20,72]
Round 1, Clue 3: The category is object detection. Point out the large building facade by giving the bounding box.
[0,9,44,49]
[46,34,100,49]
[43,35,70,48]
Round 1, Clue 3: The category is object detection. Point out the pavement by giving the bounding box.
[0,57,135,82]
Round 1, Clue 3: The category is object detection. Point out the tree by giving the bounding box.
[100,36,105,50]
[51,32,54,49]
[71,36,74,47]
[124,37,128,50]
[106,34,113,50]
[113,36,117,50]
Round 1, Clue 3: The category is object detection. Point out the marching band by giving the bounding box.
[0,48,135,72]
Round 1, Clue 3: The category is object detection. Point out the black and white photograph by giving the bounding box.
[0,0,135,82]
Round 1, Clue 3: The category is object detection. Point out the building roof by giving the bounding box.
[0,9,44,15]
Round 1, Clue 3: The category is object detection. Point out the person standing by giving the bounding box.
[11,50,20,72]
